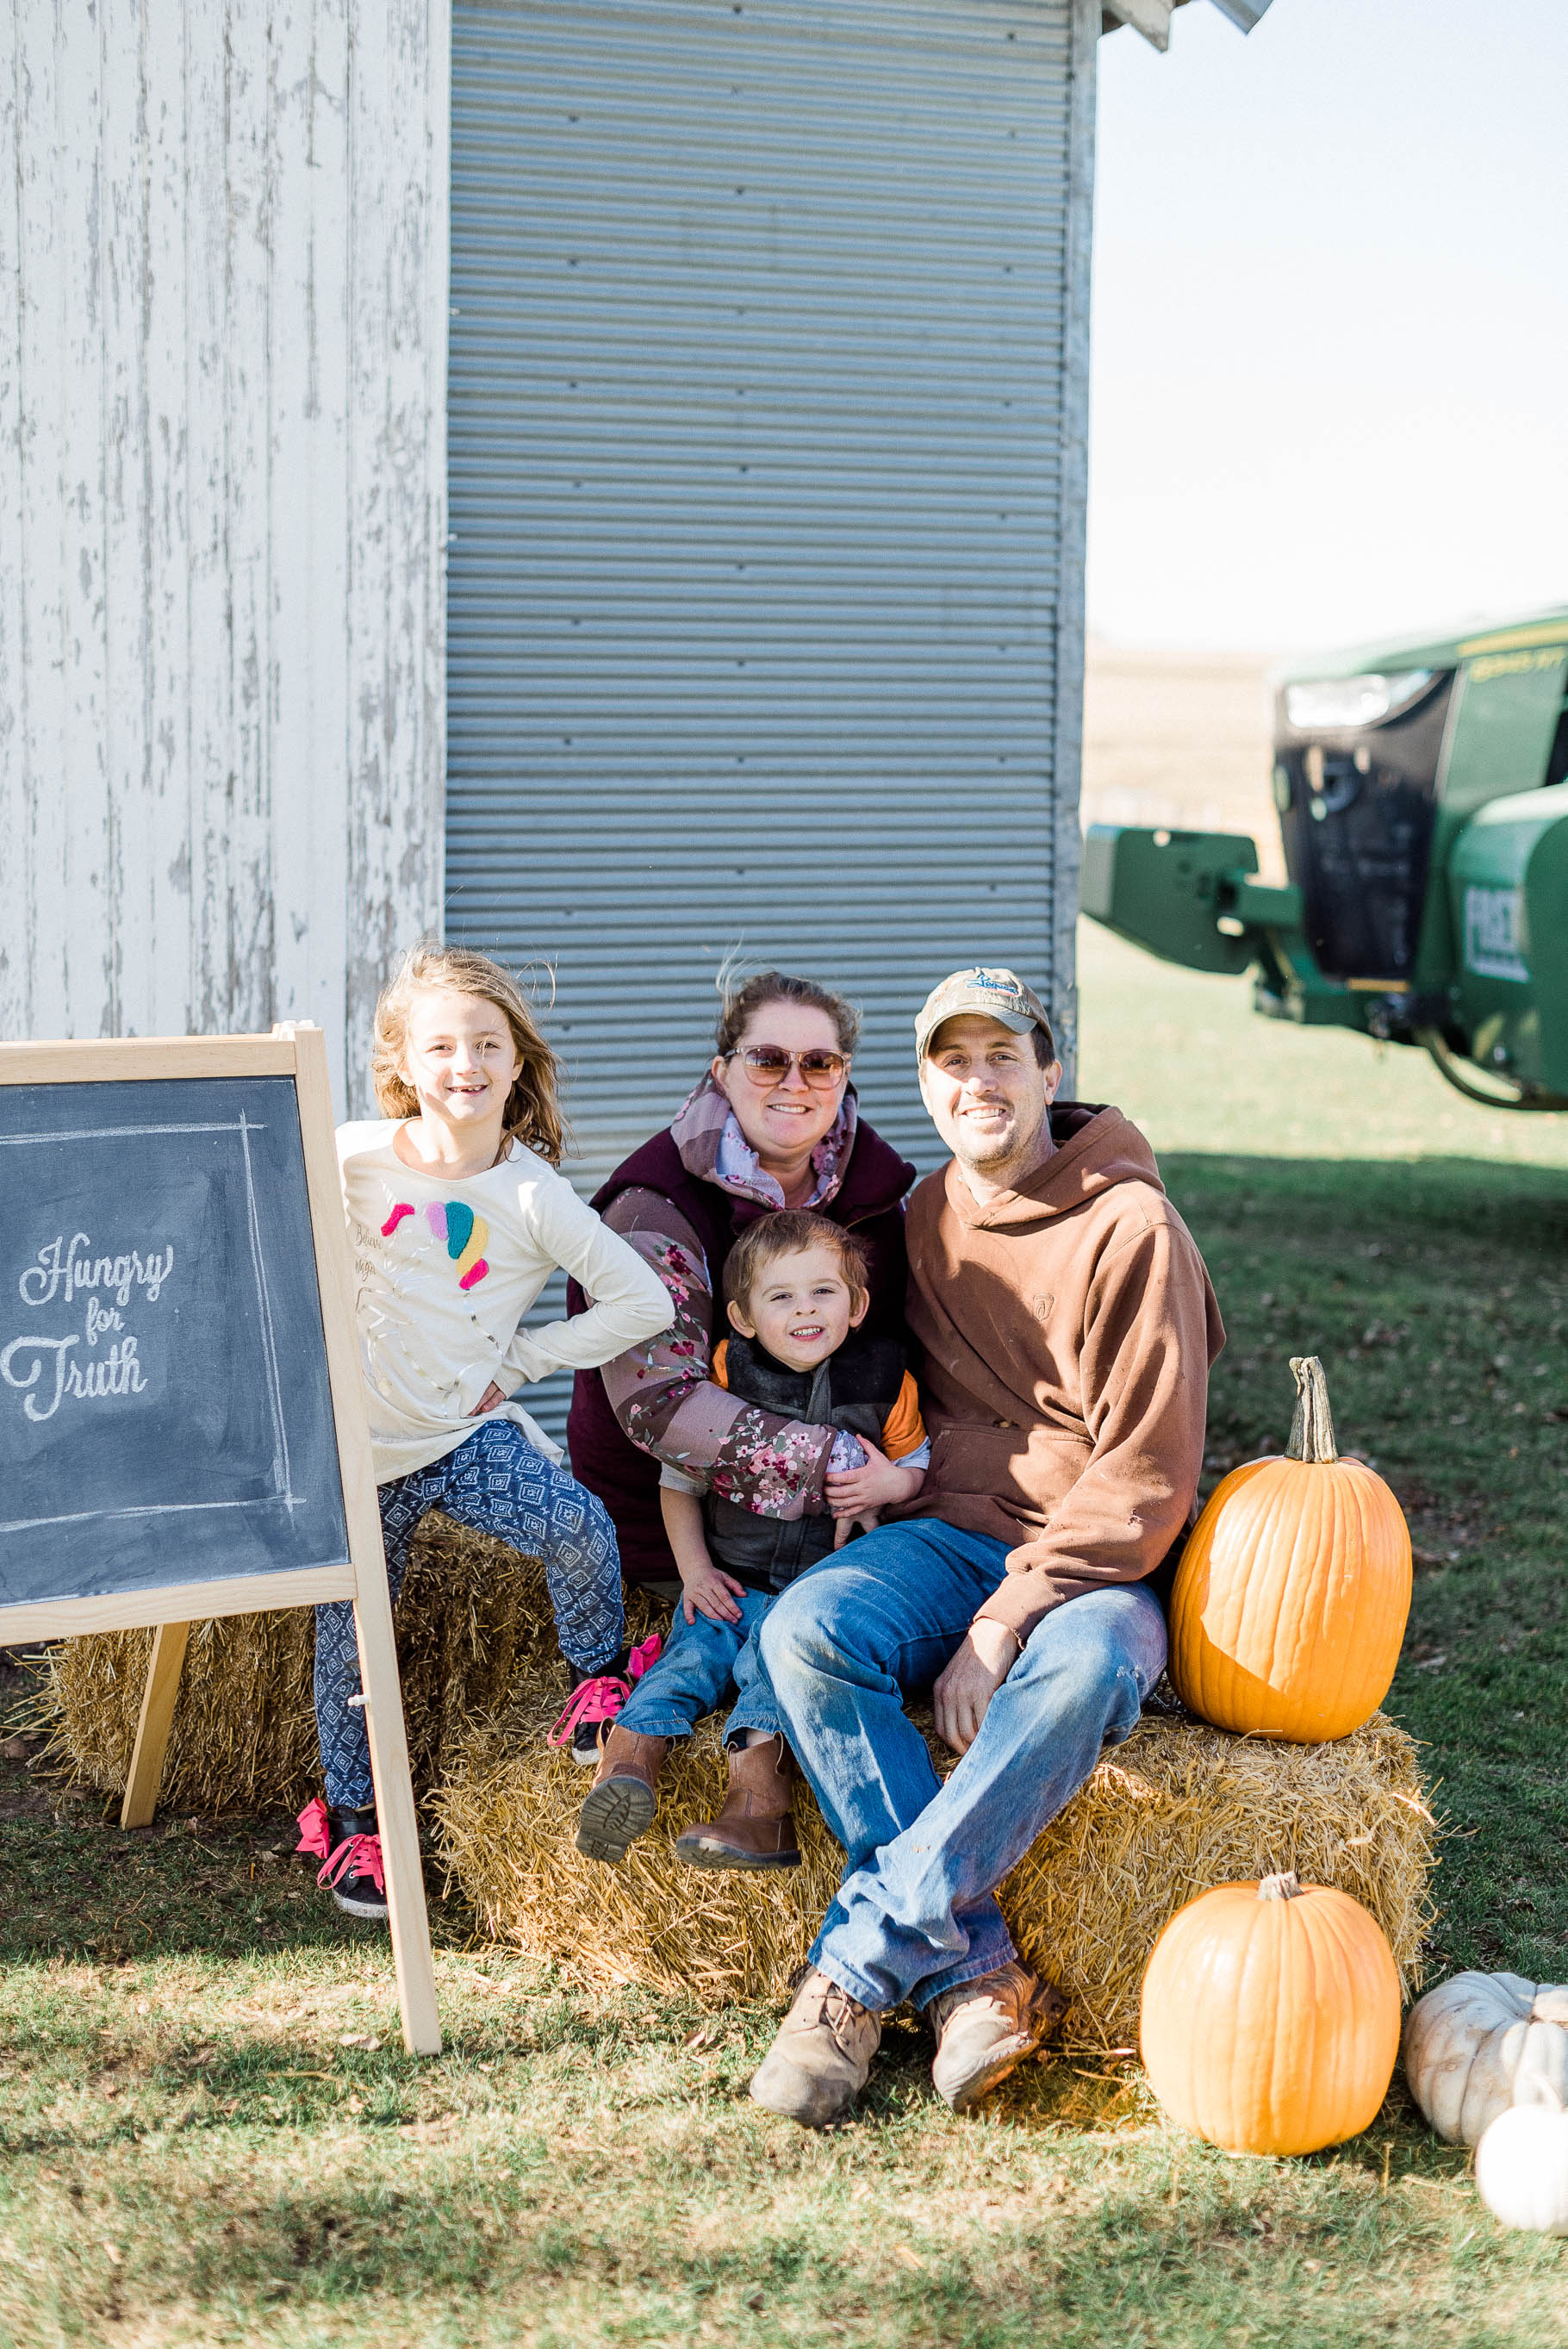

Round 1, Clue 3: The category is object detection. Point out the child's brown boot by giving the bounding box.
[575,1725,667,1864]
[675,1732,801,1870]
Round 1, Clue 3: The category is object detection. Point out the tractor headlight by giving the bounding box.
[1284,670,1434,731]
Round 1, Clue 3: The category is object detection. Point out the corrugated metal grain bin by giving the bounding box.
[445,0,1095,1197]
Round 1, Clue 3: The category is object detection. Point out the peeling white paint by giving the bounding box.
[0,0,449,1114]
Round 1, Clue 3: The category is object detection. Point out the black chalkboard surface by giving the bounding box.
[0,1075,350,1607]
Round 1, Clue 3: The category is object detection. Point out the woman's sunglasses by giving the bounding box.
[724,1045,847,1090]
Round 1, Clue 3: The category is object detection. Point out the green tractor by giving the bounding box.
[1082,606,1568,1109]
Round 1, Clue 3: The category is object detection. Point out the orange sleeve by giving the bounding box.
[711,1338,730,1390]
[880,1371,927,1463]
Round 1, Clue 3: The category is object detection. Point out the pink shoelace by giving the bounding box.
[548,1631,663,1748]
[296,1796,386,1896]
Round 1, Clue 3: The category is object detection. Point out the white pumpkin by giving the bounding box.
[1476,2083,1568,2234]
[1402,1971,1568,2145]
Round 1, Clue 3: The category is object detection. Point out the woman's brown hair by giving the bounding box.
[713,967,861,1062]
[371,942,569,1167]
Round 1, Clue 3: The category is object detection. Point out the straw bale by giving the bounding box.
[40,1513,548,1815]
[436,1667,1435,2051]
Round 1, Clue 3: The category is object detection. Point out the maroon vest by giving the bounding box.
[565,1120,916,1581]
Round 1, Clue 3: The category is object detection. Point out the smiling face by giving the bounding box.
[726,1239,867,1372]
[711,1000,848,1174]
[919,1012,1061,1186]
[399,985,524,1148]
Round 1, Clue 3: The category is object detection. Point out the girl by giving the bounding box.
[296,944,674,1918]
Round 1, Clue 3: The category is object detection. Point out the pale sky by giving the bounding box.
[1087,0,1568,659]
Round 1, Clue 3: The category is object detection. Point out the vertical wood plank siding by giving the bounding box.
[0,1,450,1113]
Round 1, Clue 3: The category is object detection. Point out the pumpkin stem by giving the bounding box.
[1285,1357,1339,1465]
[1257,1872,1304,1902]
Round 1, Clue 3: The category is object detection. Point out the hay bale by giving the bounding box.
[436,1672,1435,2051]
[1001,1706,1434,2047]
[41,1513,549,1815]
[50,1607,318,1815]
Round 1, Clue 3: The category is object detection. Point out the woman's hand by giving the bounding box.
[681,1558,748,1625]
[468,1381,507,1417]
[825,1439,923,1517]
[933,1620,1021,1756]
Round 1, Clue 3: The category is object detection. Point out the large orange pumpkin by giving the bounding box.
[1169,1355,1410,1742]
[1140,1871,1401,2155]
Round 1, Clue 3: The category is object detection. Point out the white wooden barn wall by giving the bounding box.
[0,0,450,1114]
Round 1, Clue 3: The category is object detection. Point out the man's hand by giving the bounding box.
[832,1507,880,1549]
[933,1618,1022,1756]
[468,1381,507,1417]
[825,1439,924,1517]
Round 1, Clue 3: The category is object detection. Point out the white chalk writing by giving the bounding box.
[19,1233,176,1309]
[5,1229,174,1426]
[1,1335,147,1422]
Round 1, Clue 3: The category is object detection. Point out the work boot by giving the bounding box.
[749,1967,882,2128]
[925,1960,1067,2112]
[574,1724,668,1865]
[675,1732,801,1871]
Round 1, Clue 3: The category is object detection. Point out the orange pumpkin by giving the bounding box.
[1169,1356,1410,1742]
[1140,1872,1401,2156]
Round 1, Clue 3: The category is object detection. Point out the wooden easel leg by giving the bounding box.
[121,1622,191,1829]
[352,1574,442,2055]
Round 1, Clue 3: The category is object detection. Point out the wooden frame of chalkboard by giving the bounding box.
[0,1025,440,2054]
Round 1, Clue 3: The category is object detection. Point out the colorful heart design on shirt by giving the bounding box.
[380,1199,489,1289]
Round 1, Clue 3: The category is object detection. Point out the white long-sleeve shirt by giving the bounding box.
[337,1120,675,1483]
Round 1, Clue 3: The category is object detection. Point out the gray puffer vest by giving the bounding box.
[706,1330,908,1592]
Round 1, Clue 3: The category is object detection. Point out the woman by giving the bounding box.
[567,970,916,1586]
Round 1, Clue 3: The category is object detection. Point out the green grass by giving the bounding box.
[3,927,1568,2347]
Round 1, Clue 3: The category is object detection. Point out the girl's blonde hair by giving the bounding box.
[371,943,568,1167]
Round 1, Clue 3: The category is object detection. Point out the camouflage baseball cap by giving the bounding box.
[914,966,1056,1063]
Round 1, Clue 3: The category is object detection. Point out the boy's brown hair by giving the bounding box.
[722,1211,869,1320]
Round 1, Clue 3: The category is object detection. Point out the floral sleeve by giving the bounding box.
[594,1186,837,1520]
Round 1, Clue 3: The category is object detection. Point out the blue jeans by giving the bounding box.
[616,1586,782,1744]
[755,1518,1167,2014]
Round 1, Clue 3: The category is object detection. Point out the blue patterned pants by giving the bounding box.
[314,1417,625,1808]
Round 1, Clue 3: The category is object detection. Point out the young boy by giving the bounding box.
[574,1211,927,1870]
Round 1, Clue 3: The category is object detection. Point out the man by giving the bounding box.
[748,966,1223,2126]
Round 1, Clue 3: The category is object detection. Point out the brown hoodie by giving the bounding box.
[899,1102,1224,1640]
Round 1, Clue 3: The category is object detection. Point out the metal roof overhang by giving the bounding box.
[1101,0,1273,51]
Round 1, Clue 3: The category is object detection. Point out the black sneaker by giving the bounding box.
[549,1633,664,1766]
[296,1796,388,1919]
[570,1713,607,1765]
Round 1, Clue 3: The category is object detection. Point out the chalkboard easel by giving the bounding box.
[0,1026,439,2055]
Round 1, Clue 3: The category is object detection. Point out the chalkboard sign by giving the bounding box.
[0,1030,439,2055]
[1,1076,350,1606]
